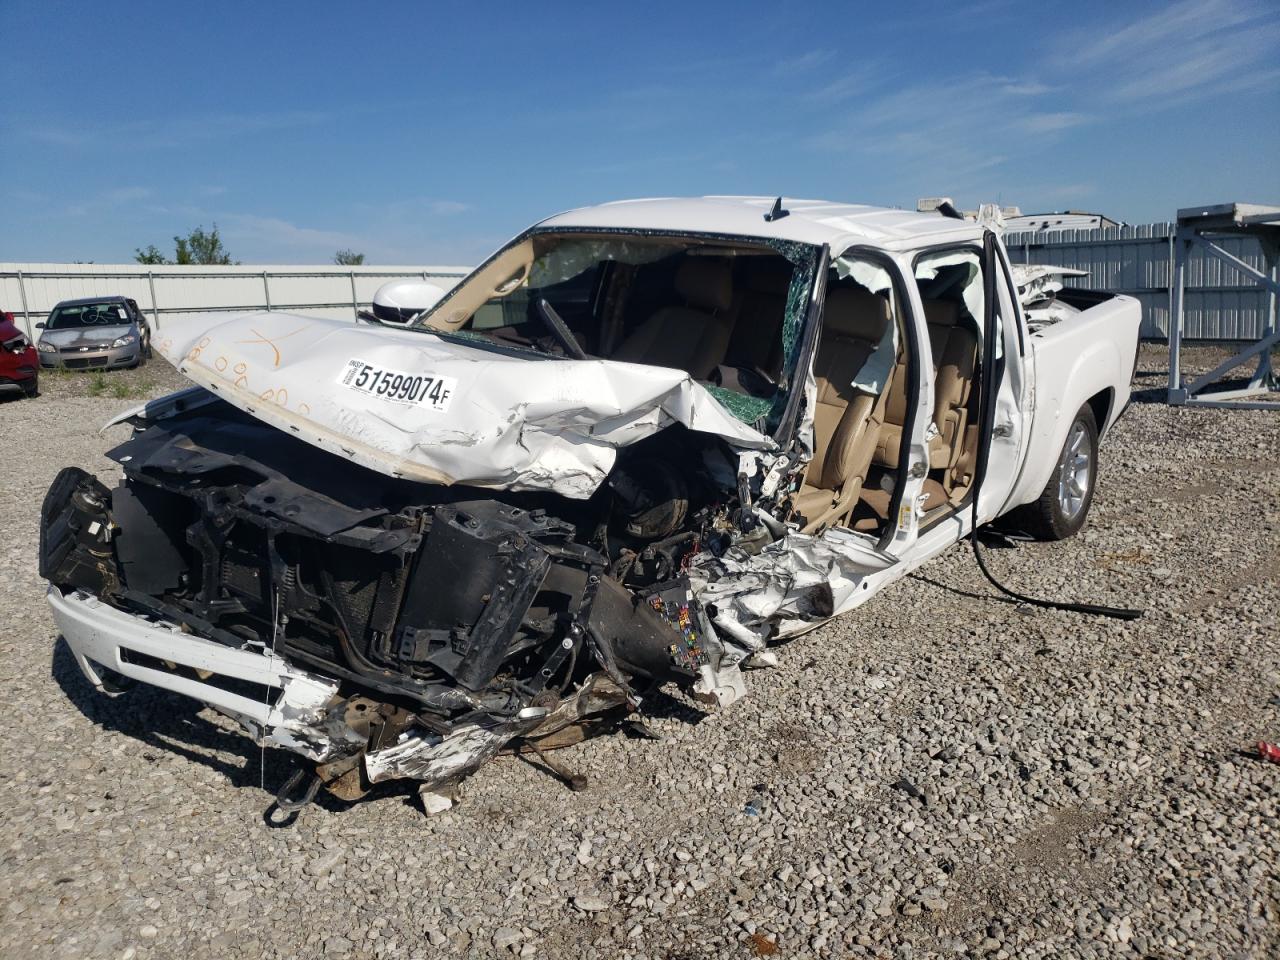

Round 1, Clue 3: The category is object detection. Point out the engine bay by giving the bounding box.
[39,399,776,804]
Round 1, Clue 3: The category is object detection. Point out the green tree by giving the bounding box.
[134,245,168,264]
[334,249,365,265]
[134,224,237,265]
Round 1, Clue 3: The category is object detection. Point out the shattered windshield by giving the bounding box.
[413,230,821,431]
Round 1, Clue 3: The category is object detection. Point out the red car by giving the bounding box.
[1,310,39,398]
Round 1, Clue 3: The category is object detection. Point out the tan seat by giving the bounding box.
[613,259,734,379]
[924,300,978,487]
[874,299,977,487]
[874,354,913,468]
[792,288,894,533]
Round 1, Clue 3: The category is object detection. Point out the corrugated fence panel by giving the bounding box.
[0,263,469,341]
[1006,222,1270,340]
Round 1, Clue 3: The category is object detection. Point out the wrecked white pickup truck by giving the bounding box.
[40,197,1140,814]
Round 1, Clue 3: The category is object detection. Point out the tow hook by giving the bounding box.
[264,767,323,827]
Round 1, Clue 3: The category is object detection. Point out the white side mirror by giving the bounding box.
[369,280,449,324]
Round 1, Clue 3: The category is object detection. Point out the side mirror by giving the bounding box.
[35,321,45,329]
[369,280,448,324]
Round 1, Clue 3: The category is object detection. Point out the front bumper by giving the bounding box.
[46,586,591,791]
[47,586,349,760]
[40,344,139,370]
[0,373,37,396]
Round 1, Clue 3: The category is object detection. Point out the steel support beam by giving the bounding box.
[1167,203,1280,409]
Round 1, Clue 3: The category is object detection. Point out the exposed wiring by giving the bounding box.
[969,531,1143,621]
[966,230,1143,623]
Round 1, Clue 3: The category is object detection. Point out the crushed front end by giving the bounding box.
[40,398,751,810]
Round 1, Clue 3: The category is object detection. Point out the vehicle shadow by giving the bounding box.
[908,571,1016,606]
[632,685,710,726]
[48,636,402,816]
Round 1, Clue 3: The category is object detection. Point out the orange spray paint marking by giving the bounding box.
[235,324,310,368]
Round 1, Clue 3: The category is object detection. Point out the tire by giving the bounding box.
[1007,403,1098,541]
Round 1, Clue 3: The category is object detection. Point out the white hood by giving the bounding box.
[151,312,773,499]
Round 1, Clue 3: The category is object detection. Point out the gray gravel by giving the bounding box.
[1,344,1277,959]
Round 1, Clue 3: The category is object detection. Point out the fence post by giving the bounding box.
[16,270,32,340]
[350,270,359,316]
[1168,231,1188,402]
[263,271,272,312]
[147,270,160,330]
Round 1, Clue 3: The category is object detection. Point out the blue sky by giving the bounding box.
[2,0,1277,265]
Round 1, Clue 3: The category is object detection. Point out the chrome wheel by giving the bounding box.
[1057,421,1092,520]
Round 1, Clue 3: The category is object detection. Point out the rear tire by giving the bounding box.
[1007,403,1098,541]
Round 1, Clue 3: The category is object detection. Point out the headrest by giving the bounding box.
[923,299,960,327]
[675,258,733,313]
[823,288,891,342]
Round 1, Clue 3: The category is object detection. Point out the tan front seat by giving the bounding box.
[791,288,894,533]
[613,258,733,379]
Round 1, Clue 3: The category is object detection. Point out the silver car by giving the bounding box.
[37,296,152,370]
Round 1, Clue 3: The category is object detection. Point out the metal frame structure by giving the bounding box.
[1168,203,1280,409]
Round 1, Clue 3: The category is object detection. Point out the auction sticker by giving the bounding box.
[337,358,456,411]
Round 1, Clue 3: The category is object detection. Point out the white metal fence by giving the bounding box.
[0,262,471,341]
[1005,223,1270,340]
[6,230,1268,344]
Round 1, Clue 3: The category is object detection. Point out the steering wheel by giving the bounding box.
[536,299,587,359]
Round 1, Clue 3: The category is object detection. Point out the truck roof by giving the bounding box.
[538,196,983,252]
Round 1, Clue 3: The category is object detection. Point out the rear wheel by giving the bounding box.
[1008,403,1098,541]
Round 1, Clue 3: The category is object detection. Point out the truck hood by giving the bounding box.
[148,311,773,499]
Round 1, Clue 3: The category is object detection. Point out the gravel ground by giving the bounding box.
[1,344,1277,960]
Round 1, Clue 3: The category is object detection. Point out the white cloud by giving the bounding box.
[772,49,835,77]
[802,71,1094,201]
[1018,112,1090,134]
[1000,81,1054,97]
[62,185,154,217]
[104,186,152,204]
[219,214,358,252]
[806,65,881,104]
[20,110,329,150]
[425,200,469,216]
[1056,0,1280,104]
